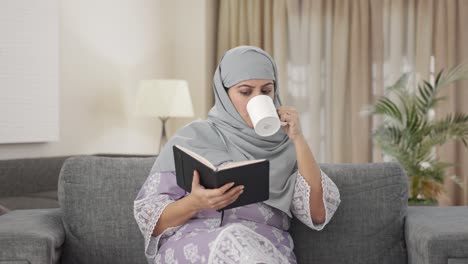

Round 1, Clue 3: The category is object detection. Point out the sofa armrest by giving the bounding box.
[0,209,64,264]
[405,206,468,264]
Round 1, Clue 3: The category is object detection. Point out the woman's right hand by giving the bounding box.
[187,170,244,211]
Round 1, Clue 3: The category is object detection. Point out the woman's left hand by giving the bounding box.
[277,106,303,143]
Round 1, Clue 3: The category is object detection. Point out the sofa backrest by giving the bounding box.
[0,156,70,197]
[290,162,408,264]
[58,156,155,264]
[58,156,408,264]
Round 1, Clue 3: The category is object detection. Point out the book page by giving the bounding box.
[175,145,216,171]
[219,159,266,170]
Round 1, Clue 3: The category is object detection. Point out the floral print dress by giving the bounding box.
[134,165,340,264]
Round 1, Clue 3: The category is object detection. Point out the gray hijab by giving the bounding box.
[151,46,297,217]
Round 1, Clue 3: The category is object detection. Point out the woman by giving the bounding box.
[134,46,341,263]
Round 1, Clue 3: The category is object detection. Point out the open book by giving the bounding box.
[173,145,269,210]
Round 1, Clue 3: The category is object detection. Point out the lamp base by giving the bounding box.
[159,117,169,153]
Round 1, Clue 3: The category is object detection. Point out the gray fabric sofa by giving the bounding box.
[0,155,467,264]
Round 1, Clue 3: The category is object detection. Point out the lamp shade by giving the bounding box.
[136,79,194,117]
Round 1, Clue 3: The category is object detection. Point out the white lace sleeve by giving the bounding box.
[133,170,186,259]
[291,170,341,231]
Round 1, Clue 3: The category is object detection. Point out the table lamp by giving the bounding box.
[136,79,194,153]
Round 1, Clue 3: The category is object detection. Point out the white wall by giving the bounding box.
[0,0,59,144]
[160,0,217,136]
[0,0,216,159]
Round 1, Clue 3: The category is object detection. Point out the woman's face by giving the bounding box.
[227,79,275,128]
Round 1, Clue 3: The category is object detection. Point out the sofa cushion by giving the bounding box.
[29,190,58,200]
[0,209,64,264]
[58,156,156,264]
[406,206,468,264]
[290,162,408,264]
[0,195,59,210]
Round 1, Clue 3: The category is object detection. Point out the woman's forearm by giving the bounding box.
[152,195,199,236]
[293,135,326,224]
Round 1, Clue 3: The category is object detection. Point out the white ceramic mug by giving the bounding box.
[246,95,287,137]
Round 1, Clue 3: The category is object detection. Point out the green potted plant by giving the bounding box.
[364,64,468,205]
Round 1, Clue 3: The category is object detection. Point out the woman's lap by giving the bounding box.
[156,223,294,264]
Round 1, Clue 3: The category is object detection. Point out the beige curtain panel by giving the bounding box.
[216,0,468,205]
[217,0,289,103]
[432,0,468,205]
[382,0,468,205]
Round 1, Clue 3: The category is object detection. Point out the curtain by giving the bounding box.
[286,0,374,163]
[285,0,468,205]
[382,0,468,205]
[432,0,468,205]
[216,0,289,102]
[216,0,468,205]
[218,0,375,163]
